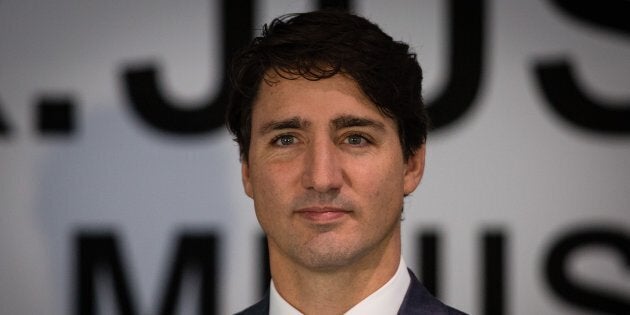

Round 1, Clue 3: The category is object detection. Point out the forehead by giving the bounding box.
[251,73,391,127]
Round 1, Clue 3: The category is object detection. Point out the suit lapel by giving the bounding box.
[398,269,465,315]
[234,292,269,315]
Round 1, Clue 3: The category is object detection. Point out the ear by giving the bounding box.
[403,145,426,195]
[242,160,254,198]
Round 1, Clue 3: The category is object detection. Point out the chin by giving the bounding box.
[295,242,370,271]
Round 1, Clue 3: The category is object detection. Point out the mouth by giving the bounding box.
[294,207,351,223]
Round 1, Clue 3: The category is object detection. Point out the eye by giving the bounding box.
[344,134,369,146]
[272,134,297,146]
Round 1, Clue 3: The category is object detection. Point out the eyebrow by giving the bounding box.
[331,115,385,131]
[258,117,311,135]
[257,115,385,135]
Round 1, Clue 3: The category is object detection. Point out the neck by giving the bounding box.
[269,228,401,315]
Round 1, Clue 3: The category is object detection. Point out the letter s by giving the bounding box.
[533,0,630,134]
[544,226,630,314]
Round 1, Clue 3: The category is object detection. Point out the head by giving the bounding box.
[226,10,428,164]
[225,10,427,273]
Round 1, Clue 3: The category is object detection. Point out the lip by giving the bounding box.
[295,207,351,222]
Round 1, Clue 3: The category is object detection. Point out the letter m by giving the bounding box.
[75,230,218,315]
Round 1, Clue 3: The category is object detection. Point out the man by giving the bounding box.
[226,10,466,315]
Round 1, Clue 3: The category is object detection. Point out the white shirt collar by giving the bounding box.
[269,257,411,315]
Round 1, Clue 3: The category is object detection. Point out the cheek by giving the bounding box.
[352,161,405,209]
[251,181,282,233]
[355,159,404,189]
[250,162,297,210]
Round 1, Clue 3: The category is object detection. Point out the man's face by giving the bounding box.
[242,73,425,270]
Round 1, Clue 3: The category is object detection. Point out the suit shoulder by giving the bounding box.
[400,269,468,315]
[233,296,269,315]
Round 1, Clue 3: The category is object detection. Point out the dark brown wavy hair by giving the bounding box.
[226,10,428,161]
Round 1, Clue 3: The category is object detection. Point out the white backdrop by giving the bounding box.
[1,0,629,314]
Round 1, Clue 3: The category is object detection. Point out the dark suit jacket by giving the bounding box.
[234,269,467,314]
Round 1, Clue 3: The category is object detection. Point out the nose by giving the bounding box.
[301,138,344,193]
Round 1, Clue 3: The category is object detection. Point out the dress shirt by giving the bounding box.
[269,257,411,315]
